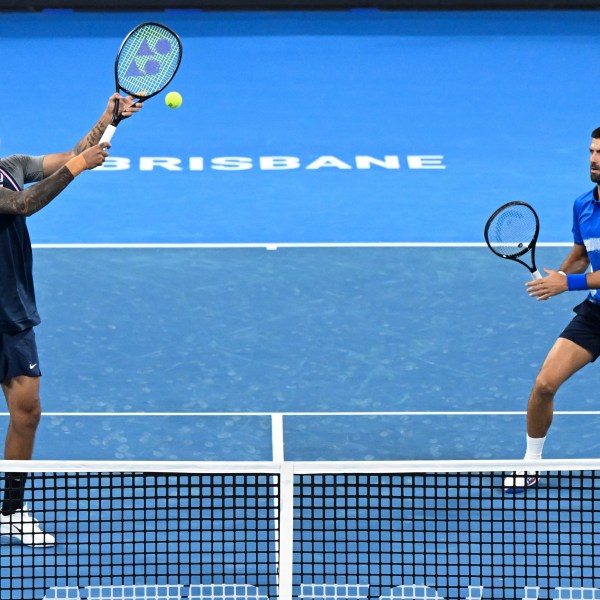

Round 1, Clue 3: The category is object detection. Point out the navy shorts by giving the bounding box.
[559,300,600,362]
[0,328,41,383]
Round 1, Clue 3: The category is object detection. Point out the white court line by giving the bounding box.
[31,242,572,249]
[1,410,598,416]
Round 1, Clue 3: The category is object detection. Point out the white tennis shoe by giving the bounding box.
[503,470,538,494]
[0,505,55,546]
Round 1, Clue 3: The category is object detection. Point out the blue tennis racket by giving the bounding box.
[100,22,182,144]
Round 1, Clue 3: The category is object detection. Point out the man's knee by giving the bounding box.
[10,399,41,431]
[533,374,559,401]
[11,403,42,429]
[3,376,42,429]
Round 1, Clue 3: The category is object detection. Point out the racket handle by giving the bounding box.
[99,124,116,145]
[532,270,543,279]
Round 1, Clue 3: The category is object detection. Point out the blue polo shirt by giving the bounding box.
[573,186,600,305]
[0,155,44,333]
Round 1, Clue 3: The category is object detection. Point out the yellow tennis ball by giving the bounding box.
[165,91,183,109]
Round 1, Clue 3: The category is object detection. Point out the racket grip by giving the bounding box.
[532,270,543,279]
[99,124,116,145]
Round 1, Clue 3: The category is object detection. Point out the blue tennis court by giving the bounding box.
[1,8,599,462]
[2,7,600,600]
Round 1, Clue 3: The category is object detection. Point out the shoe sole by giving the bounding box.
[504,478,538,494]
[0,525,55,547]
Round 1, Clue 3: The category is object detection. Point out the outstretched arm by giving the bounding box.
[0,144,109,217]
[42,93,141,177]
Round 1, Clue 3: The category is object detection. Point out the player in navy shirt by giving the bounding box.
[504,127,600,492]
[0,94,141,545]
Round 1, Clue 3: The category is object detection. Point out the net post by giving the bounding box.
[278,462,295,600]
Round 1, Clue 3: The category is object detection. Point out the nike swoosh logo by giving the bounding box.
[29,363,37,370]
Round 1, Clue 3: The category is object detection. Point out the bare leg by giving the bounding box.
[1,376,41,515]
[2,376,41,460]
[527,337,593,439]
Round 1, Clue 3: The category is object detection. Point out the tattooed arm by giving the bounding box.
[0,144,110,217]
[42,93,142,177]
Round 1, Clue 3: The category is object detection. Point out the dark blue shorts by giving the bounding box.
[559,300,600,362]
[0,328,41,383]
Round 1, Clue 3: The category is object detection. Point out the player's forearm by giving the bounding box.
[72,111,112,155]
[559,245,590,275]
[0,167,74,217]
[559,256,590,274]
[582,272,600,289]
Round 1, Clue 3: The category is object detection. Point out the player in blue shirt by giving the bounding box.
[0,93,141,544]
[504,127,600,492]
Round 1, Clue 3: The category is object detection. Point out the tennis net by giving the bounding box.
[1,459,599,600]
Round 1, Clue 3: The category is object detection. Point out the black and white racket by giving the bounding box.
[100,22,182,144]
[484,201,542,279]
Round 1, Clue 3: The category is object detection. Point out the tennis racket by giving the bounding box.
[100,22,183,145]
[484,201,542,279]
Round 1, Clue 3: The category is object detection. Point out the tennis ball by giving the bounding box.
[165,91,183,109]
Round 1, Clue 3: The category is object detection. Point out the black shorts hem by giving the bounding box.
[558,330,600,362]
[558,299,600,362]
[0,328,41,382]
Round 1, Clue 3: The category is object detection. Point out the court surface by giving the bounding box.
[0,8,596,463]
[3,7,600,600]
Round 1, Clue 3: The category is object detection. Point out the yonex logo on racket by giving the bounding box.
[118,25,181,97]
[121,34,176,82]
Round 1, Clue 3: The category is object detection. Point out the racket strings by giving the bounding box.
[117,25,181,97]
[486,205,538,258]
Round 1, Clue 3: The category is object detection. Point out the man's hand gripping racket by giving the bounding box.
[484,201,542,279]
[100,22,183,145]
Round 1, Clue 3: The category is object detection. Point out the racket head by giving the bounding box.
[484,201,540,261]
[114,22,182,101]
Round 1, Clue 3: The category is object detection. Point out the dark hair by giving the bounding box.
[593,127,600,139]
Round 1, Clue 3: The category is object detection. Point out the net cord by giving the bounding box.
[2,458,600,473]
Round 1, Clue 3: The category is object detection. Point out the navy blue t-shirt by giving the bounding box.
[0,155,44,333]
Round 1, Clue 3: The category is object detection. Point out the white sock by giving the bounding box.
[524,435,546,461]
